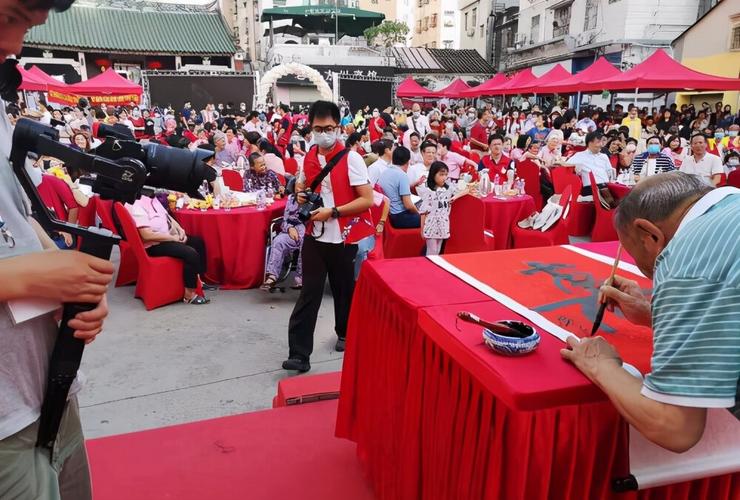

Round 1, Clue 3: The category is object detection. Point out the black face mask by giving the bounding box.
[0,59,22,102]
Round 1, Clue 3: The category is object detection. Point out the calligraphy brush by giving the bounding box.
[591,244,623,336]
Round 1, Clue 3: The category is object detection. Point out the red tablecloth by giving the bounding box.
[481,194,536,249]
[174,199,287,289]
[336,245,738,500]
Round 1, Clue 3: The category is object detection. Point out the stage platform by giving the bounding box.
[86,399,372,500]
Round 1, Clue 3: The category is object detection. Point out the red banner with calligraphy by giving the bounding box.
[47,88,140,107]
[439,246,654,373]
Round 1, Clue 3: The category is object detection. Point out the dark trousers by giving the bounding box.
[389,210,421,229]
[288,236,358,361]
[146,235,207,289]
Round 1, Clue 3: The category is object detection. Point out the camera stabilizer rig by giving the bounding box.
[10,118,215,459]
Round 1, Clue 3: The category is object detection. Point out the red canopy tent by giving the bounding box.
[48,68,143,106]
[396,76,440,99]
[27,66,65,89]
[437,78,471,98]
[17,66,47,92]
[460,73,509,97]
[537,57,620,94]
[591,49,740,92]
[497,68,538,95]
[515,64,571,94]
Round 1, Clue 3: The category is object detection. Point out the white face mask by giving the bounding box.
[315,131,337,149]
[132,109,141,117]
[413,111,420,118]
[373,111,379,118]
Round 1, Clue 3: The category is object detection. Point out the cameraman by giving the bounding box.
[1,1,114,499]
[283,101,374,372]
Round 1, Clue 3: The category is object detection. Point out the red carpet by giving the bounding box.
[86,400,373,500]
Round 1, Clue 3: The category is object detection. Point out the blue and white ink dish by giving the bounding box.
[482,321,540,356]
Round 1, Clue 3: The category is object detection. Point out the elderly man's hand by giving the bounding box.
[560,335,623,381]
[600,275,652,327]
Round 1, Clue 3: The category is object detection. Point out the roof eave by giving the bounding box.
[24,42,235,56]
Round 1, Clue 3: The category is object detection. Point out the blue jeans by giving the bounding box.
[354,235,376,280]
[389,210,420,229]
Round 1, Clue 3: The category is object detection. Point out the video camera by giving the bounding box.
[10,118,216,458]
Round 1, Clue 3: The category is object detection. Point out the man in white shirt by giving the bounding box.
[571,131,615,197]
[407,132,423,165]
[408,141,437,193]
[243,111,264,136]
[404,103,430,147]
[367,139,392,186]
[679,134,724,186]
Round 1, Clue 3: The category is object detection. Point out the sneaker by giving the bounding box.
[290,276,303,290]
[282,358,311,372]
[335,338,346,352]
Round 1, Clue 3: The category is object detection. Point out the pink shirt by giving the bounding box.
[440,151,468,180]
[127,196,170,248]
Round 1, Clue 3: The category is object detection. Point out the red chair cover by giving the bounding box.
[95,197,138,287]
[511,185,572,249]
[383,222,425,258]
[222,169,244,192]
[275,172,286,187]
[589,172,618,242]
[515,159,543,210]
[727,169,740,188]
[444,195,496,254]
[113,202,185,310]
[552,167,594,237]
[718,172,727,187]
[284,157,299,175]
[367,197,387,262]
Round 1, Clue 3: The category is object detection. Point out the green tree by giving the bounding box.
[364,21,410,48]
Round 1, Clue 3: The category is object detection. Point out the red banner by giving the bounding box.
[440,246,654,373]
[47,89,140,106]
[47,89,82,106]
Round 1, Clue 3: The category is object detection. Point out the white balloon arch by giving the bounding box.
[256,63,333,105]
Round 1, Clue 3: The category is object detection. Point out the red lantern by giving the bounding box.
[94,58,111,69]
[147,60,163,70]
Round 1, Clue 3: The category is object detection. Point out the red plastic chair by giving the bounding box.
[95,197,138,287]
[284,158,299,176]
[589,172,618,242]
[366,196,388,262]
[113,202,186,310]
[717,172,727,187]
[444,195,496,254]
[222,169,244,192]
[551,167,594,237]
[515,159,543,210]
[511,185,572,249]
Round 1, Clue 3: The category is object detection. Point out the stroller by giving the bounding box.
[262,216,301,293]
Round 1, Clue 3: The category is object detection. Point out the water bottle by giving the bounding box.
[520,178,526,195]
[493,174,501,196]
[266,183,275,201]
[199,179,209,198]
[256,188,266,211]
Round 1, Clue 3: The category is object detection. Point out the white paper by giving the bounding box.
[5,298,60,325]
[629,408,740,489]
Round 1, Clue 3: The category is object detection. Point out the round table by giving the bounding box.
[480,194,536,249]
[174,199,288,289]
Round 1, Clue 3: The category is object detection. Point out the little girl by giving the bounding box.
[418,161,470,256]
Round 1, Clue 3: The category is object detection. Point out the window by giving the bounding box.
[464,12,468,31]
[553,4,571,37]
[443,40,453,49]
[417,0,422,6]
[416,19,422,33]
[732,24,740,50]
[584,0,597,30]
[608,0,621,3]
[472,8,477,27]
[444,18,454,27]
[431,13,437,28]
[423,16,428,31]
[480,25,484,37]
[530,14,540,44]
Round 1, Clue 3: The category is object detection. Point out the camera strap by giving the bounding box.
[309,147,349,193]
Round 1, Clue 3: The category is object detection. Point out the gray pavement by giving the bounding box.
[79,248,341,439]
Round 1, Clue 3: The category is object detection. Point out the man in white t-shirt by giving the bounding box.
[679,134,724,186]
[404,103,430,144]
[408,140,437,193]
[367,139,392,186]
[283,101,374,373]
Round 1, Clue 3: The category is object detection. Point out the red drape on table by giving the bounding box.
[336,253,739,500]
[481,195,536,249]
[174,200,286,289]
